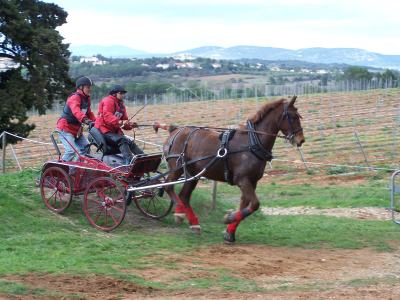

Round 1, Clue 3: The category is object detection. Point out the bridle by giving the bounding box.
[277,103,303,143]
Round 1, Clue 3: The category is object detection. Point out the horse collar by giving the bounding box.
[246,120,273,161]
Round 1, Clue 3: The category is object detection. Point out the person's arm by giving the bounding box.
[68,95,87,123]
[102,98,120,127]
[87,99,96,121]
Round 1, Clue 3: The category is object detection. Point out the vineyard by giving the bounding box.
[2,88,400,181]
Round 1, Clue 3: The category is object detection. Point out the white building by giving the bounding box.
[79,56,107,65]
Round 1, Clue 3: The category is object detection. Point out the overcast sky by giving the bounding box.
[45,0,400,55]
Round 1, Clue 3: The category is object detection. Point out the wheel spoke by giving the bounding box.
[93,209,103,223]
[107,210,118,225]
[110,204,124,214]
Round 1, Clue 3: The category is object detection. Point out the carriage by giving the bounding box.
[40,96,305,243]
[39,127,174,231]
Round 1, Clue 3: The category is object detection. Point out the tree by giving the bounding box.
[0,0,72,144]
[379,69,399,87]
[343,66,372,81]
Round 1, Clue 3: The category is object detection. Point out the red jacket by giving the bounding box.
[57,89,96,136]
[95,95,128,135]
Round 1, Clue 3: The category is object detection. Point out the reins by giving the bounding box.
[136,123,293,140]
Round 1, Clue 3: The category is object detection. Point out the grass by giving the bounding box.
[218,180,389,209]
[1,169,400,296]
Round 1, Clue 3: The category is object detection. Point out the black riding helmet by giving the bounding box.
[109,84,127,95]
[76,76,94,88]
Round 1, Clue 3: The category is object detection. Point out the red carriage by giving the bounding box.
[39,96,305,243]
[39,127,173,231]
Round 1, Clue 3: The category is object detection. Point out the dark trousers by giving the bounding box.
[104,132,144,164]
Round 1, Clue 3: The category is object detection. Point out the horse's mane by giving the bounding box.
[248,98,285,124]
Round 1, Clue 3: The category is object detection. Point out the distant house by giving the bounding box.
[270,66,281,72]
[212,63,221,69]
[173,53,196,60]
[156,63,170,70]
[316,69,328,74]
[174,62,199,69]
[79,56,107,65]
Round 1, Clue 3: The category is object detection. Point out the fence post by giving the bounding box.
[2,132,6,173]
[211,181,217,210]
[353,130,371,170]
[10,144,22,171]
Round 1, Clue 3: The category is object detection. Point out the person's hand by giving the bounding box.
[122,121,134,130]
[82,118,94,128]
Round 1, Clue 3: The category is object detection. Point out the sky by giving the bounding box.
[45,0,400,55]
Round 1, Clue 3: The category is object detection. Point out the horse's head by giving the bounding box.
[278,96,305,147]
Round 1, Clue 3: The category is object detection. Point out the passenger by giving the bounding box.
[94,85,144,165]
[56,76,96,161]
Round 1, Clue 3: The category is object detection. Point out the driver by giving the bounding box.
[56,76,96,161]
[94,85,144,165]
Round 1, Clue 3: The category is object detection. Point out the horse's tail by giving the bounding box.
[153,122,178,133]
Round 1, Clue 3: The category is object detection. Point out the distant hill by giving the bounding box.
[69,45,153,58]
[174,46,400,70]
[69,44,400,70]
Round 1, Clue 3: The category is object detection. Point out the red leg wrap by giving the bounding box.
[174,195,186,214]
[227,221,240,233]
[185,206,199,225]
[235,207,255,222]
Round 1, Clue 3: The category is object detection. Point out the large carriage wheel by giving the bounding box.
[83,177,126,231]
[133,177,173,219]
[40,166,73,213]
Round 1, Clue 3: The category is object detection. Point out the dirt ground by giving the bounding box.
[2,243,400,300]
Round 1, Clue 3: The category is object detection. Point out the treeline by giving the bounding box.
[71,55,400,101]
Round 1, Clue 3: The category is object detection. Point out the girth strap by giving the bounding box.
[247,120,273,161]
[220,130,236,185]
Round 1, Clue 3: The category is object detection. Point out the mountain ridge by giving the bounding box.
[70,44,400,69]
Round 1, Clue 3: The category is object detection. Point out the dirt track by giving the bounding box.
[3,244,400,299]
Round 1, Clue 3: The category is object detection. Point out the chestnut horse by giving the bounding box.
[155,96,305,243]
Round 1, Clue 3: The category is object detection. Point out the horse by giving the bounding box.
[154,96,305,243]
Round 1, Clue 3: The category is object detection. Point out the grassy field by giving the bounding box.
[1,170,400,298]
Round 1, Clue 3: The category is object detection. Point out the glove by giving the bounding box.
[114,111,123,119]
[122,121,134,130]
[82,118,94,128]
[131,122,138,128]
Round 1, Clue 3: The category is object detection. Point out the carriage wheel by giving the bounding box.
[83,177,127,231]
[40,166,73,213]
[133,178,173,219]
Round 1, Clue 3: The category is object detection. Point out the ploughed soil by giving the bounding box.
[2,244,400,299]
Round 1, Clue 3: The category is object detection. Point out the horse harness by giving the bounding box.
[164,121,275,185]
[164,101,304,185]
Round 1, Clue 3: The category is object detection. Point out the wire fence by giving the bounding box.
[2,87,400,184]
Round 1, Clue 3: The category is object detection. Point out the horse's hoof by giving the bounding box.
[174,213,185,224]
[223,231,235,244]
[190,225,201,235]
[223,212,235,224]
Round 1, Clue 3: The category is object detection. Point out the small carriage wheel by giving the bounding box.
[40,166,73,213]
[133,177,173,219]
[83,177,126,231]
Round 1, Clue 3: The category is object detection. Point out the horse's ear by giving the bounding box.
[289,95,297,106]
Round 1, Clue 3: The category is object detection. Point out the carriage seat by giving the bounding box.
[88,127,120,155]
